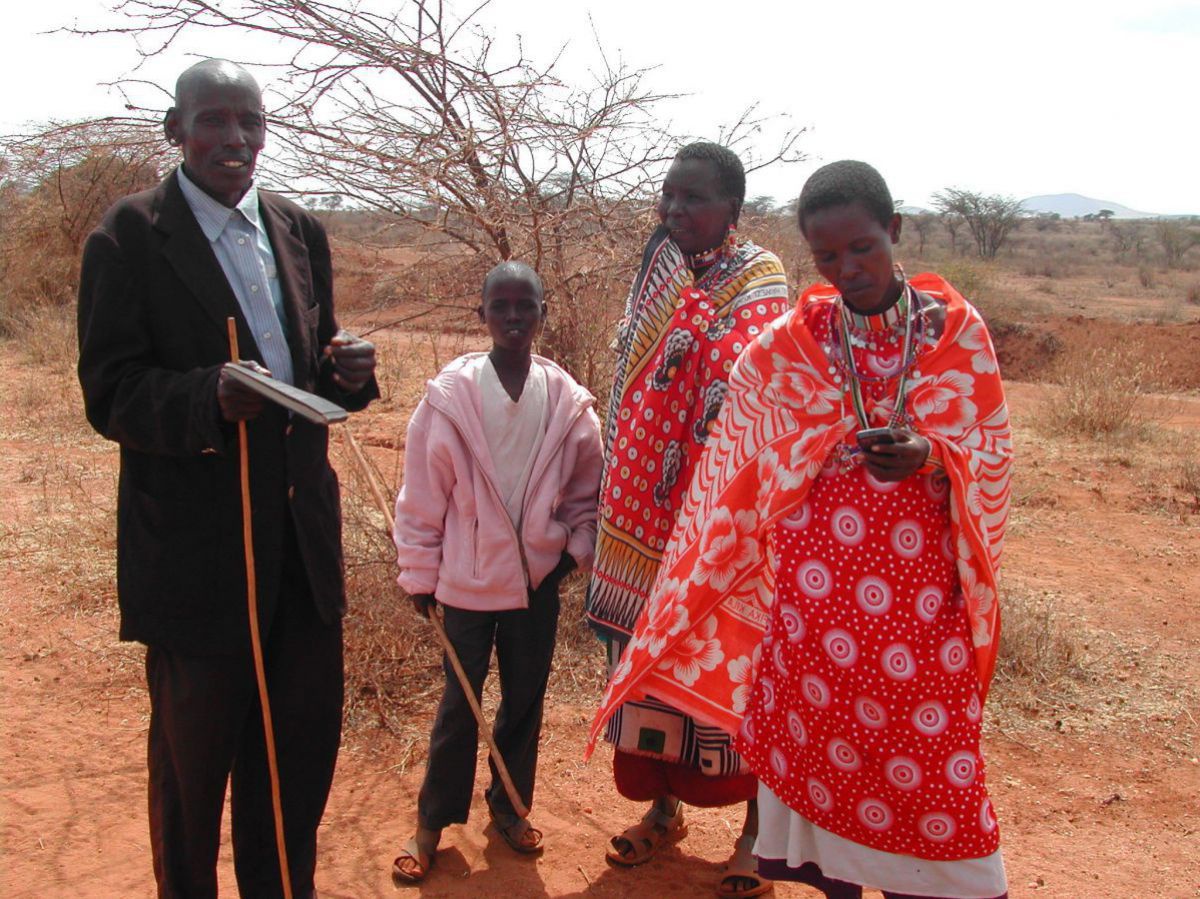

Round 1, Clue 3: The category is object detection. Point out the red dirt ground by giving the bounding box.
[2,348,1197,897]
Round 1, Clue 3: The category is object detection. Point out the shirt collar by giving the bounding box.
[176,165,263,242]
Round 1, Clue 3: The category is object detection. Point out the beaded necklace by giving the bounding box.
[832,277,919,432]
[688,243,725,270]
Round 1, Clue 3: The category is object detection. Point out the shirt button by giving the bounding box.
[288,485,296,500]
[250,284,259,293]
[285,423,294,437]
[263,331,272,340]
[237,237,247,245]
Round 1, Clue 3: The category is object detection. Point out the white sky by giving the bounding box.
[5,0,1199,214]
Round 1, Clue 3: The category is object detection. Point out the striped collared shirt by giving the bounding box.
[177,166,294,385]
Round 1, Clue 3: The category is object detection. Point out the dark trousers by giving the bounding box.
[145,545,343,899]
[417,577,561,829]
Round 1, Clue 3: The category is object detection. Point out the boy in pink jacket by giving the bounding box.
[391,261,603,882]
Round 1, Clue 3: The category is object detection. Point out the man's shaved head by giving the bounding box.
[174,59,261,110]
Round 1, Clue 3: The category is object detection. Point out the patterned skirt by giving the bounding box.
[735,461,1001,862]
[603,634,750,779]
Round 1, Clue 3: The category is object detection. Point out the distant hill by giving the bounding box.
[1020,193,1158,219]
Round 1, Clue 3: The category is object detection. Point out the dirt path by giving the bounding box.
[3,366,1198,897]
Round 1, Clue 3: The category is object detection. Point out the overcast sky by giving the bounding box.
[5,0,1198,214]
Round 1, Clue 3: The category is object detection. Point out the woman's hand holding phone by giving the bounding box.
[856,427,931,482]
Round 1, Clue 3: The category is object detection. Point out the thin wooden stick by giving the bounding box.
[228,318,294,899]
[342,426,529,819]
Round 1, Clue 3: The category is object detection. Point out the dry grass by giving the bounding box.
[987,581,1195,747]
[991,585,1087,703]
[1040,344,1161,438]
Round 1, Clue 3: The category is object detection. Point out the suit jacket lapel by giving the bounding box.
[153,172,255,356]
[260,194,316,386]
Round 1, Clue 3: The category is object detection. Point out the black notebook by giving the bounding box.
[224,364,348,426]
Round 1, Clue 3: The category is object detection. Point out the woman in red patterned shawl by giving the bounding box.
[585,142,790,896]
[591,161,1012,899]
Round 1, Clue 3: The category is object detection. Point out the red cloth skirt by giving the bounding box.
[735,462,1000,861]
[613,749,757,807]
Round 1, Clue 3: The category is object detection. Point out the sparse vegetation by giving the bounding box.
[991,585,1088,715]
[1155,219,1198,269]
[932,187,1024,259]
[0,120,166,334]
[1041,344,1161,437]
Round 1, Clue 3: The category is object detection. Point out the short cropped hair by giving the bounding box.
[797,160,894,233]
[481,260,544,300]
[676,141,746,203]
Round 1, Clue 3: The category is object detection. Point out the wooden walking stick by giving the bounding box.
[227,318,294,899]
[341,426,529,819]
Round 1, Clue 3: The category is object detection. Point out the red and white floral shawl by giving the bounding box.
[589,273,1012,750]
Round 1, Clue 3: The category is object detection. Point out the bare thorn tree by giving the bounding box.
[932,188,1024,260]
[68,0,805,390]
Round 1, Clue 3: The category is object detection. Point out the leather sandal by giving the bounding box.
[605,800,688,866]
[488,804,544,854]
[391,837,435,884]
[717,833,772,897]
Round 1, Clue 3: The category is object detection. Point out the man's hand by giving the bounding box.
[218,361,272,422]
[410,593,437,619]
[324,329,376,393]
[861,428,931,482]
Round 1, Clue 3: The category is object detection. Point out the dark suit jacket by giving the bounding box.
[78,170,378,654]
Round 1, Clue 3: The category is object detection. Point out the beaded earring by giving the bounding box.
[724,223,738,257]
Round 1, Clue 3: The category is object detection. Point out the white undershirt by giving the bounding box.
[477,358,548,529]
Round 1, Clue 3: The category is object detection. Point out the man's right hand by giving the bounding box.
[218,361,272,422]
[410,593,437,619]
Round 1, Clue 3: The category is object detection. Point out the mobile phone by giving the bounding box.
[856,427,896,449]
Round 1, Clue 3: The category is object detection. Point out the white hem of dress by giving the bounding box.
[754,785,1007,898]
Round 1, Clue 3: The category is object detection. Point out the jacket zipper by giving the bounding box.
[514,404,589,573]
[471,517,480,579]
[438,397,589,593]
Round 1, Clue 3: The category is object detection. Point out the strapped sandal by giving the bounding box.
[717,833,772,898]
[488,804,544,855]
[391,837,435,884]
[605,800,688,867]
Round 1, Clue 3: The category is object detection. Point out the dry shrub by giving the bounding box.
[549,575,607,701]
[991,586,1088,712]
[7,303,78,369]
[1186,282,1200,306]
[1041,344,1160,437]
[1,123,168,335]
[336,463,444,767]
[1134,430,1200,517]
[0,445,118,616]
[936,259,992,302]
[1177,459,1200,512]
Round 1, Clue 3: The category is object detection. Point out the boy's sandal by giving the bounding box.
[605,800,688,867]
[717,833,772,898]
[392,838,435,884]
[488,806,544,854]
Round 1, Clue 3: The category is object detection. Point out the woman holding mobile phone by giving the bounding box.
[592,161,1012,898]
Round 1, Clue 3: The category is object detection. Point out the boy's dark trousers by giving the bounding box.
[417,575,561,828]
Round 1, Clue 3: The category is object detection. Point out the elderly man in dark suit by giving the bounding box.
[77,59,378,898]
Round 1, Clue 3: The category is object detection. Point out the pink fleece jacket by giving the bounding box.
[393,353,603,611]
